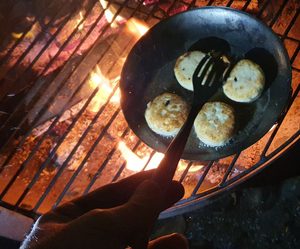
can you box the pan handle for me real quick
[152,103,201,188]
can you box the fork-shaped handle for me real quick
[152,103,204,188]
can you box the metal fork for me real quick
[152,52,227,187]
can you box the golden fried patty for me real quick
[194,102,235,146]
[145,93,189,136]
[174,51,207,91]
[223,59,265,103]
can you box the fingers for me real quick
[148,233,189,249]
[54,169,184,220]
[68,180,184,249]
[54,170,156,218]
[111,180,184,249]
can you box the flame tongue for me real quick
[118,141,164,172]
[126,18,149,38]
[76,11,84,30]
[88,66,121,112]
[118,141,148,171]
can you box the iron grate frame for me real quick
[0,0,298,220]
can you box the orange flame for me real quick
[88,66,120,112]
[118,141,148,171]
[76,12,84,31]
[118,141,202,173]
[118,141,165,172]
[126,18,149,38]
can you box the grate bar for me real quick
[256,0,272,19]
[0,201,38,220]
[142,150,158,172]
[179,162,193,183]
[266,129,300,159]
[268,0,289,28]
[290,43,300,64]
[81,126,130,194]
[219,152,241,186]
[226,0,235,7]
[0,4,131,191]
[261,83,300,157]
[241,0,253,11]
[292,67,300,72]
[191,160,214,196]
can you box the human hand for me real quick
[21,170,188,249]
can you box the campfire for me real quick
[0,0,299,220]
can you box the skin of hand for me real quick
[20,169,188,249]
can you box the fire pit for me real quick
[0,0,299,225]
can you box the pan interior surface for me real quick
[120,7,291,161]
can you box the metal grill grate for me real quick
[0,0,299,219]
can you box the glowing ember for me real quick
[88,66,120,112]
[126,18,149,38]
[76,12,84,31]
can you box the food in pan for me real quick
[223,59,265,103]
[194,101,235,146]
[174,51,230,91]
[174,51,208,91]
[145,92,189,136]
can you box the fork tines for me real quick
[193,53,225,88]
